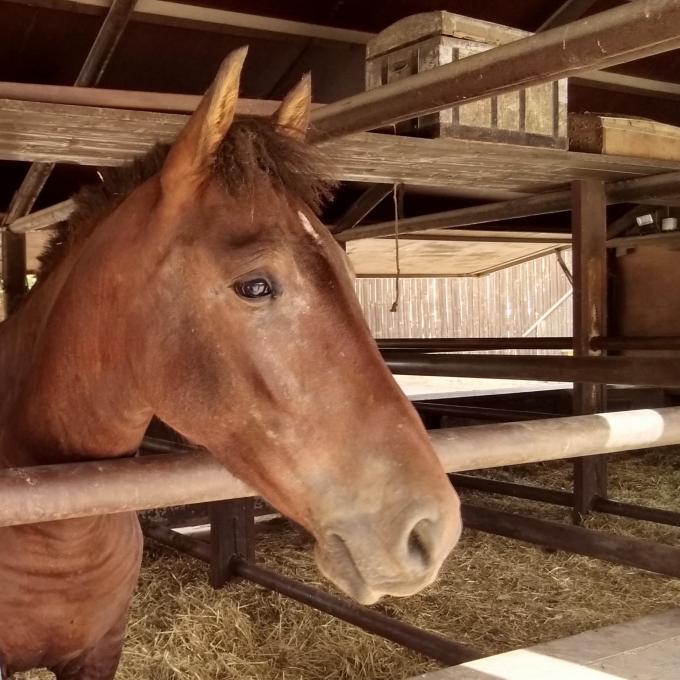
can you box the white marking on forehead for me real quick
[298,210,322,243]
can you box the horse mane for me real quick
[37,116,335,283]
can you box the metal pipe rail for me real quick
[382,351,680,387]
[377,336,680,352]
[2,407,680,528]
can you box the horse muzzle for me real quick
[313,497,461,604]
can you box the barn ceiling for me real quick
[0,0,678,276]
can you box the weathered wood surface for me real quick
[311,0,680,139]
[366,11,567,149]
[1,99,680,194]
[571,180,608,519]
[570,113,680,161]
[347,231,568,277]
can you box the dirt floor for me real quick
[17,450,680,680]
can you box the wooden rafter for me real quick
[337,172,680,242]
[332,185,392,233]
[537,0,600,32]
[1,0,136,314]
[1,0,372,44]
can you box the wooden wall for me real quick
[2,253,574,348]
[355,251,573,349]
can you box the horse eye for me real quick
[234,277,274,300]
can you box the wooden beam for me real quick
[309,0,680,139]
[573,71,680,102]
[394,230,571,244]
[332,184,392,233]
[607,205,652,239]
[571,180,608,521]
[1,97,679,198]
[607,231,680,249]
[12,0,679,104]
[339,172,680,242]
[2,0,372,44]
[0,81,286,114]
[537,0,599,32]
[1,0,136,312]
[9,199,76,234]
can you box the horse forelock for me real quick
[33,116,336,294]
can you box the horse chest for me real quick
[0,513,142,673]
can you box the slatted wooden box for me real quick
[366,12,568,149]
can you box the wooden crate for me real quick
[569,113,680,161]
[366,11,568,149]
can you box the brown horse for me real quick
[0,48,461,678]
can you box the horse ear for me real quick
[274,73,312,138]
[162,47,248,186]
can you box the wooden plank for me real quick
[571,180,608,520]
[570,113,680,161]
[0,81,284,114]
[1,99,680,198]
[10,199,76,234]
[2,0,373,44]
[607,231,680,249]
[347,236,567,277]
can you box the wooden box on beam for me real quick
[366,11,568,149]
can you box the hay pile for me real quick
[17,450,680,680]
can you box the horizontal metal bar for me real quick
[593,498,680,527]
[4,407,680,528]
[377,337,572,351]
[232,558,480,665]
[383,351,680,387]
[462,504,680,577]
[452,476,680,528]
[142,523,211,561]
[452,475,573,506]
[593,336,680,351]
[415,403,558,421]
[377,336,680,352]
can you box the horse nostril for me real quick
[407,518,434,569]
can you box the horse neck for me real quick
[1,193,157,468]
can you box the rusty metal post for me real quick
[571,179,608,522]
[209,498,255,588]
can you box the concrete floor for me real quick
[408,609,680,680]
